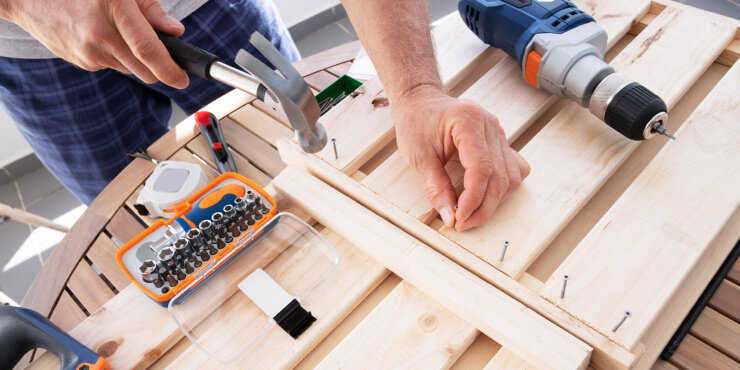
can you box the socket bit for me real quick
[193,259,202,268]
[187,228,205,251]
[174,238,191,258]
[237,217,248,232]
[139,260,157,283]
[208,243,218,256]
[223,204,237,226]
[199,219,215,241]
[158,266,169,281]
[167,274,178,288]
[216,238,226,249]
[153,277,164,288]
[211,211,225,228]
[157,246,177,273]
[234,197,249,218]
[161,287,169,294]
[199,249,210,261]
[245,190,258,211]
[228,223,240,237]
[184,261,195,273]
[245,213,255,226]
[176,269,186,280]
[259,204,269,216]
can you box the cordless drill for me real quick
[459,0,675,140]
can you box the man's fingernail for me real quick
[456,224,472,232]
[440,207,453,228]
[164,15,184,29]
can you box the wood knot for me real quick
[418,314,438,332]
[372,97,389,108]
[96,339,120,357]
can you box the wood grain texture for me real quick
[450,334,500,370]
[66,261,115,314]
[327,62,352,77]
[305,70,338,91]
[229,104,293,148]
[273,166,593,370]
[484,348,531,370]
[318,282,478,369]
[709,280,740,323]
[21,158,155,318]
[218,117,285,177]
[670,334,740,370]
[442,7,736,280]
[691,307,740,362]
[165,232,389,369]
[186,131,272,187]
[49,291,88,332]
[106,208,145,245]
[293,40,362,77]
[540,58,740,349]
[86,234,131,291]
[278,138,635,369]
[728,258,740,286]
[650,360,680,370]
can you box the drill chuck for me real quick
[589,73,671,140]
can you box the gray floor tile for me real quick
[6,154,43,181]
[16,166,64,206]
[0,181,22,209]
[336,17,357,38]
[0,220,32,270]
[25,187,83,230]
[295,21,358,58]
[0,252,42,303]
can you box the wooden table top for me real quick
[21,2,740,368]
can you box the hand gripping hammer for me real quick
[158,31,327,153]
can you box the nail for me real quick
[440,207,453,228]
[164,15,184,30]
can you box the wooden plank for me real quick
[670,334,740,370]
[277,137,636,369]
[164,232,389,369]
[651,360,680,370]
[106,207,145,245]
[66,261,115,314]
[484,348,531,370]
[450,334,500,370]
[229,104,294,148]
[318,281,478,369]
[312,14,495,176]
[293,40,362,76]
[327,62,352,77]
[186,132,272,187]
[219,117,285,178]
[86,234,131,291]
[729,258,740,286]
[443,7,736,280]
[540,58,740,349]
[691,307,740,362]
[305,70,338,92]
[627,203,740,369]
[709,280,740,323]
[362,0,653,240]
[296,274,402,369]
[49,291,88,332]
[21,158,156,318]
[273,166,593,370]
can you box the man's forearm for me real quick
[341,0,442,103]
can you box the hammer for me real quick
[157,31,327,153]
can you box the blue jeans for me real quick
[0,0,299,204]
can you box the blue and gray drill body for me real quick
[459,0,675,140]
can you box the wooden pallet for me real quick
[24,0,740,369]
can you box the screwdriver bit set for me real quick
[116,173,278,306]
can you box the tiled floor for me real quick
[1,0,739,304]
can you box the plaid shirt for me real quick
[0,0,299,204]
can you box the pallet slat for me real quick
[186,132,272,187]
[106,208,145,245]
[305,70,339,91]
[219,118,285,178]
[85,234,131,291]
[540,57,740,349]
[318,281,477,369]
[229,104,294,148]
[166,232,389,369]
[728,258,740,285]
[484,348,530,370]
[273,166,593,370]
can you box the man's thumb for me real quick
[416,158,458,228]
[139,0,185,36]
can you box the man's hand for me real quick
[394,85,530,231]
[1,0,189,88]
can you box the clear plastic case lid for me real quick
[168,212,340,363]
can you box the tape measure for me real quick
[135,161,209,219]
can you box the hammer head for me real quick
[235,33,327,153]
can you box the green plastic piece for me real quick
[315,75,363,116]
